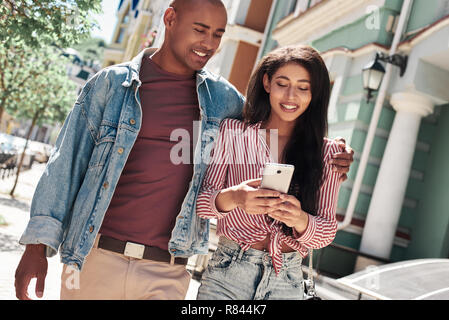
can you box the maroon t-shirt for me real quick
[99,56,200,250]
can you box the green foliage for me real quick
[72,37,106,66]
[1,0,102,196]
[0,42,75,126]
[0,214,7,225]
[0,0,102,48]
[4,45,76,126]
[0,0,102,126]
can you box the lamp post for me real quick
[362,52,408,103]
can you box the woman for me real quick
[195,45,342,300]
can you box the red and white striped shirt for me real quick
[196,118,342,274]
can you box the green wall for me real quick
[311,6,399,52]
[261,0,294,56]
[406,0,448,35]
[263,0,449,276]
[406,105,449,259]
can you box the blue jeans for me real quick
[196,237,305,300]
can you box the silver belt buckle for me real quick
[124,242,145,259]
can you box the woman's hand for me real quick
[267,194,309,235]
[215,178,284,214]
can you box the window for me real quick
[287,0,298,15]
[132,0,140,11]
[122,6,130,24]
[290,0,323,17]
[76,70,90,81]
[116,28,125,44]
[295,0,311,16]
[118,0,124,10]
[309,0,322,7]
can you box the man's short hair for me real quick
[169,0,224,9]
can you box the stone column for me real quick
[358,91,435,261]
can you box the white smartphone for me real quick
[260,163,295,194]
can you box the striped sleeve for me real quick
[196,119,233,219]
[293,139,342,249]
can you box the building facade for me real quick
[107,0,277,95]
[203,0,275,94]
[266,0,449,276]
[103,0,167,67]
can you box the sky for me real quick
[90,0,121,44]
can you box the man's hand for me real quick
[15,244,48,300]
[330,137,354,182]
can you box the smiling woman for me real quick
[195,45,342,300]
[262,63,312,124]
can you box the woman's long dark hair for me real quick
[243,45,330,218]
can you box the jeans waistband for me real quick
[217,236,302,268]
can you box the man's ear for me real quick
[164,7,177,29]
[262,73,271,94]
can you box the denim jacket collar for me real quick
[124,48,209,88]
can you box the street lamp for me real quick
[362,52,408,103]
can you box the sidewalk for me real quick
[0,163,200,300]
[0,163,56,300]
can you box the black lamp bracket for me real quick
[376,52,408,77]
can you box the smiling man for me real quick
[155,0,227,74]
[15,0,354,300]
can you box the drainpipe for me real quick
[338,0,414,230]
[255,0,279,63]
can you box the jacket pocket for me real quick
[88,122,117,169]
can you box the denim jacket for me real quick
[19,48,245,269]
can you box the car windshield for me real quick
[337,259,449,300]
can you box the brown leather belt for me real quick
[97,234,188,266]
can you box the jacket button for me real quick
[117,147,124,154]
[89,226,94,233]
[130,119,136,125]
[103,182,109,189]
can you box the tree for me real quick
[0,40,43,129]
[72,37,106,65]
[0,0,101,124]
[7,47,77,197]
[0,0,102,48]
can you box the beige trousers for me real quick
[60,235,191,300]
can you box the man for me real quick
[15,0,354,300]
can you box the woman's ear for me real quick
[262,73,271,94]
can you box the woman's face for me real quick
[263,62,312,125]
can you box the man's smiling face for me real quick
[166,0,227,73]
